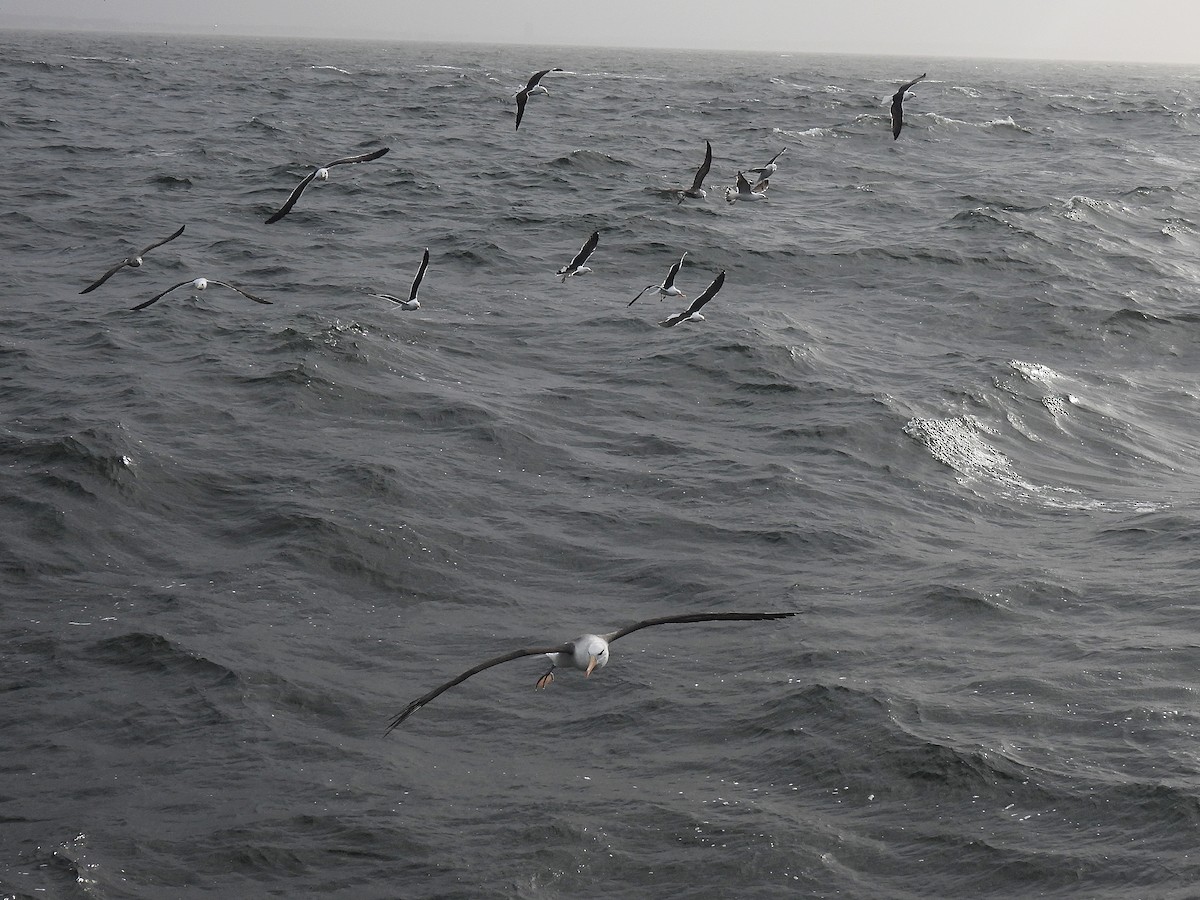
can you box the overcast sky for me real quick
[2,0,1199,64]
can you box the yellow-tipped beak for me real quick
[585,654,598,677]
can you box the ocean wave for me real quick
[902,414,1103,509]
[548,148,634,172]
[980,115,1033,133]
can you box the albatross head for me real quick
[192,278,209,291]
[574,634,610,677]
[315,167,331,181]
[536,634,610,689]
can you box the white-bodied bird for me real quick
[679,140,713,203]
[748,147,786,181]
[557,230,599,281]
[80,225,185,294]
[514,67,563,130]
[371,248,430,311]
[659,270,725,327]
[384,611,796,732]
[629,251,688,306]
[265,146,390,223]
[131,277,271,311]
[891,73,926,139]
[725,171,769,203]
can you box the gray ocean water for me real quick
[4,28,1200,898]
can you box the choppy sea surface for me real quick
[4,28,1200,899]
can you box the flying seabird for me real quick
[557,230,599,281]
[679,140,713,203]
[659,270,725,327]
[79,225,185,294]
[264,146,390,224]
[384,610,795,732]
[748,147,786,181]
[131,277,271,311]
[890,73,926,139]
[725,171,769,203]
[628,251,687,306]
[371,247,429,311]
[514,67,563,130]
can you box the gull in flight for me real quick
[748,147,786,181]
[628,251,687,306]
[557,230,599,281]
[725,171,769,203]
[131,277,271,311]
[384,611,796,732]
[659,270,725,327]
[514,67,563,130]
[79,225,185,294]
[678,140,713,203]
[891,73,926,139]
[264,147,390,224]
[371,248,429,311]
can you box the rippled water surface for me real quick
[3,29,1200,899]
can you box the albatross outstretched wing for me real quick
[265,147,390,223]
[385,643,573,733]
[80,225,186,294]
[602,610,795,643]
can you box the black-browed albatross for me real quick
[264,147,390,224]
[679,140,713,203]
[371,247,429,311]
[724,171,768,203]
[514,67,563,131]
[890,73,926,139]
[79,225,185,294]
[659,269,725,327]
[557,230,599,281]
[628,251,688,306]
[748,147,786,181]
[384,611,795,733]
[131,277,271,311]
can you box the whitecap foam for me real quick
[1009,359,1062,385]
[903,415,1096,510]
[776,126,833,139]
[981,116,1032,134]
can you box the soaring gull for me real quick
[748,147,786,181]
[557,230,599,281]
[264,147,390,224]
[679,140,713,203]
[131,277,271,311]
[384,611,795,732]
[371,248,429,311]
[725,171,769,203]
[659,269,725,327]
[514,67,563,131]
[628,251,687,306]
[890,73,926,139]
[79,225,185,294]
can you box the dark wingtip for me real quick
[384,704,418,736]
